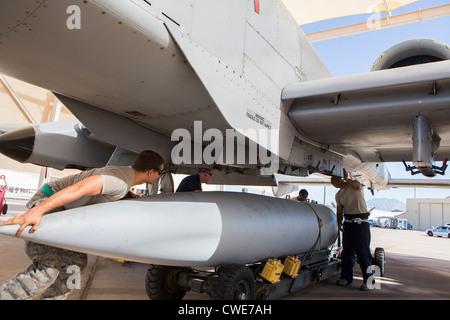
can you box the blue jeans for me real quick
[341,214,373,284]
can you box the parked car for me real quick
[426,225,450,238]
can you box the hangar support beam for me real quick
[0,75,36,124]
[306,4,450,42]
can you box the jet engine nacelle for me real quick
[0,121,115,170]
[372,39,450,177]
[371,39,450,71]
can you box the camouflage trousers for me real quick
[0,191,88,300]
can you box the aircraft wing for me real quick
[386,179,450,188]
[282,59,450,178]
[274,174,450,192]
[0,0,449,191]
[282,0,418,25]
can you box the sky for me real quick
[294,0,450,205]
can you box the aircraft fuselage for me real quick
[0,0,335,174]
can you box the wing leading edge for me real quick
[274,174,450,191]
[282,60,450,178]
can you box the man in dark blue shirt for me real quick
[176,169,213,192]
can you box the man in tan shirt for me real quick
[0,150,164,300]
[331,169,373,291]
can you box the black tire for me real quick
[427,231,433,236]
[209,264,255,300]
[2,203,7,215]
[373,247,385,277]
[145,264,186,300]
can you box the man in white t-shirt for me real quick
[331,169,373,291]
[0,150,164,300]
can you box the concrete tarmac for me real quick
[0,198,449,301]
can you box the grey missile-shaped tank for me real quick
[0,191,338,267]
[0,121,115,170]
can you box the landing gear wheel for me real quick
[373,247,385,277]
[209,264,255,300]
[145,264,186,300]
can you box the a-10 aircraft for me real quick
[0,0,449,300]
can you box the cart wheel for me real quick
[2,204,7,215]
[145,264,186,300]
[209,264,255,300]
[315,266,323,282]
[373,247,385,277]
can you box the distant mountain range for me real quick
[366,198,406,212]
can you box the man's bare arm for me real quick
[336,203,345,232]
[0,175,103,237]
[343,169,362,190]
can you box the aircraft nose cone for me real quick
[0,126,35,163]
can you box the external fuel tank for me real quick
[0,192,338,267]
